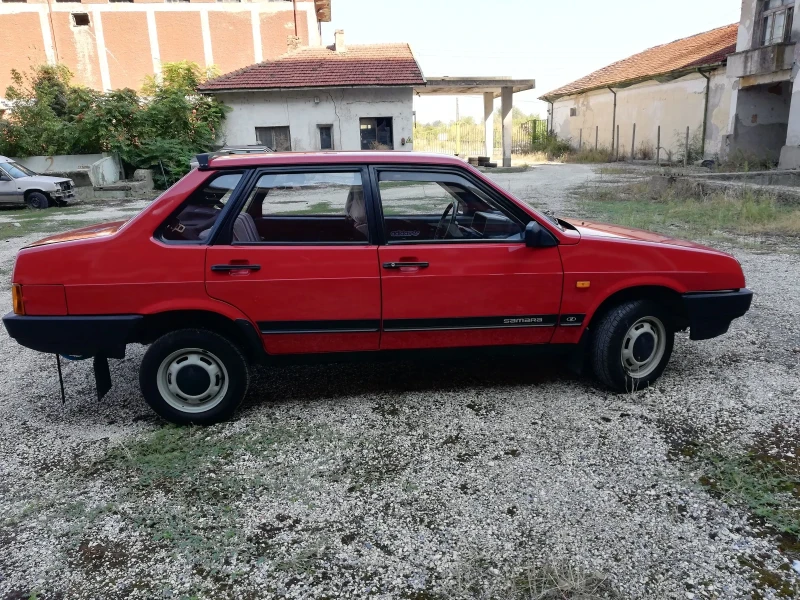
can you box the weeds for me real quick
[574,177,800,240]
[515,563,620,599]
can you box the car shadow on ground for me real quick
[243,352,586,407]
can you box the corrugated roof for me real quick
[540,24,738,100]
[198,43,425,92]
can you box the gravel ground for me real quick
[1,167,798,599]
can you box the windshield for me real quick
[0,161,36,179]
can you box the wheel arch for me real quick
[586,285,688,331]
[131,310,265,363]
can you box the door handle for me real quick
[211,264,261,272]
[382,262,429,269]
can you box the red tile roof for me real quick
[198,43,425,92]
[540,24,738,100]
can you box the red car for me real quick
[3,152,751,424]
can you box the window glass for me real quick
[319,125,333,150]
[255,126,291,151]
[378,172,524,243]
[159,172,243,242]
[234,171,367,244]
[360,117,393,150]
[0,161,35,178]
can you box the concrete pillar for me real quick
[501,86,512,168]
[483,92,494,158]
[779,77,800,168]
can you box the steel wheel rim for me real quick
[620,316,666,379]
[156,348,229,413]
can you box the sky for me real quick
[321,0,742,124]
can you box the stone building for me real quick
[540,25,738,161]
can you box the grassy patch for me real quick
[515,563,620,599]
[573,178,800,241]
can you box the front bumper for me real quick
[682,288,753,340]
[2,313,142,358]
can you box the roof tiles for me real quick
[198,44,425,92]
[541,24,738,100]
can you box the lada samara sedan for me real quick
[3,152,752,424]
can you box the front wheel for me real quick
[590,300,674,392]
[26,192,50,210]
[139,329,249,425]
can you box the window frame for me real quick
[359,117,394,150]
[370,165,533,246]
[318,124,334,150]
[155,169,251,246]
[759,0,795,46]
[255,126,292,152]
[210,165,380,247]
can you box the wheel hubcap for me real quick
[620,317,667,379]
[156,348,229,413]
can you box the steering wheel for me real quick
[433,201,458,240]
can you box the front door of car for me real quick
[0,167,21,204]
[374,169,563,350]
[205,167,382,355]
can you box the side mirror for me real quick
[525,220,558,248]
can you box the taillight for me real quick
[12,284,24,315]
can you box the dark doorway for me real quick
[318,125,333,150]
[360,117,393,150]
[255,126,292,152]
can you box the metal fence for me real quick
[413,120,549,156]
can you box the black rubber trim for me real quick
[258,319,381,334]
[682,288,753,340]
[234,319,268,362]
[383,315,558,332]
[2,313,142,358]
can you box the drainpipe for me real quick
[608,87,617,153]
[292,0,298,36]
[545,100,554,135]
[699,70,711,159]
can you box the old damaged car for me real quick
[0,156,76,209]
[3,152,752,424]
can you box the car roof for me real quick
[207,151,468,169]
[0,156,11,162]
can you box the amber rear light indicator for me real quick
[12,284,24,315]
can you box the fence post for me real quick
[616,125,620,161]
[630,123,636,163]
[684,126,689,167]
[656,126,661,166]
[595,126,598,151]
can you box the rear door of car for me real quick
[372,166,564,350]
[205,165,382,355]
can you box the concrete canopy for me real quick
[414,77,535,98]
[414,77,536,167]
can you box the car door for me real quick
[205,167,382,355]
[373,168,563,350]
[0,166,22,204]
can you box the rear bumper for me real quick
[2,313,142,358]
[682,288,753,341]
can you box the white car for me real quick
[0,156,76,209]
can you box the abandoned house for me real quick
[729,0,800,168]
[0,0,332,96]
[198,31,425,152]
[540,24,738,161]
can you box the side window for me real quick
[232,171,367,244]
[378,171,525,243]
[159,172,243,242]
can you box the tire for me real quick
[139,329,249,425]
[26,192,50,210]
[590,299,674,392]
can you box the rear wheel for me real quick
[590,299,674,392]
[26,192,50,210]
[139,329,249,425]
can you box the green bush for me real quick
[0,62,228,188]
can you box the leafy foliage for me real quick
[0,62,227,187]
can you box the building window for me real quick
[761,0,794,46]
[360,117,393,150]
[255,126,292,152]
[569,108,578,117]
[318,125,333,150]
[108,0,134,3]
[72,13,90,27]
